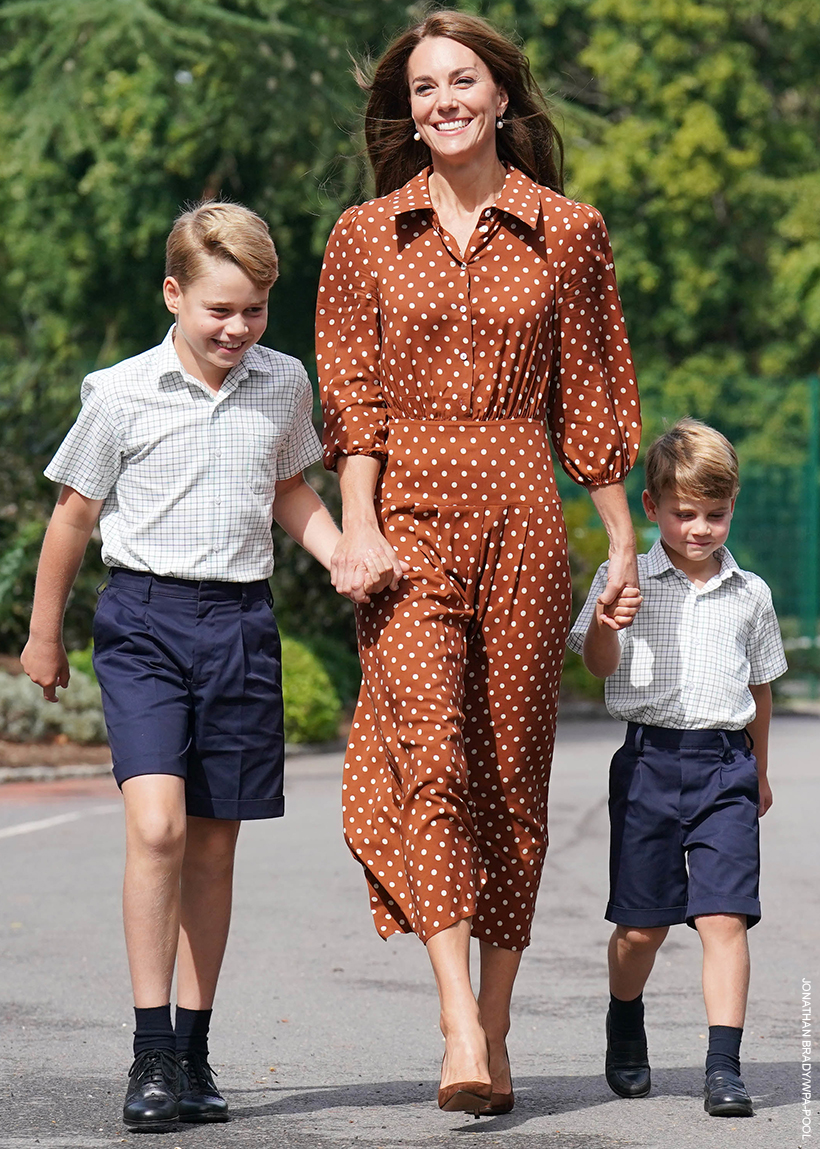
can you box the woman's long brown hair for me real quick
[360,10,564,198]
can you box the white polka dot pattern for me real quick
[344,419,570,950]
[316,165,640,482]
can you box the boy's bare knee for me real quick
[128,808,187,859]
[183,818,240,876]
[616,925,669,951]
[694,912,747,941]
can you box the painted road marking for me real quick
[0,804,120,840]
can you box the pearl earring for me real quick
[496,117,504,129]
[413,127,421,141]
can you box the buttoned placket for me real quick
[428,207,501,415]
[185,372,241,575]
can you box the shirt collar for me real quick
[644,537,747,586]
[156,323,265,392]
[391,164,543,231]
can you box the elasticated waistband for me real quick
[380,418,558,509]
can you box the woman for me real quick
[316,10,640,1116]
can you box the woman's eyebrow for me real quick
[411,67,479,83]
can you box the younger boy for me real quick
[567,418,787,1117]
[21,202,380,1132]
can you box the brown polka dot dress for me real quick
[316,165,640,950]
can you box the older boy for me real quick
[21,202,383,1132]
[567,418,787,1117]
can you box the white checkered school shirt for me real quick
[567,539,788,729]
[45,326,323,581]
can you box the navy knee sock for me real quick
[133,1004,175,1057]
[706,1025,742,1076]
[608,992,645,1044]
[175,1006,212,1058]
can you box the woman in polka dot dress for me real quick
[316,10,641,1116]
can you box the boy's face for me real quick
[642,488,735,574]
[163,254,269,389]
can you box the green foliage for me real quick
[2,0,818,696]
[67,642,96,683]
[280,633,342,744]
[0,667,106,743]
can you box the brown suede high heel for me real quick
[480,1044,515,1116]
[437,1048,492,1117]
[438,1079,493,1116]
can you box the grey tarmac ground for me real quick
[1,714,817,1149]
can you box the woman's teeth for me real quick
[435,119,470,132]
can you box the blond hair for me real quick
[165,201,278,290]
[644,418,740,502]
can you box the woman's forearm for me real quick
[337,454,383,529]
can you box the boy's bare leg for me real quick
[477,941,521,1095]
[122,775,188,1007]
[695,913,749,1026]
[608,925,669,998]
[177,816,241,1009]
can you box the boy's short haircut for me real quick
[644,417,740,502]
[166,201,279,290]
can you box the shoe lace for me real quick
[129,1048,178,1085]
[179,1051,218,1090]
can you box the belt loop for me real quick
[744,728,755,752]
[718,730,732,762]
[629,723,644,752]
[141,576,152,604]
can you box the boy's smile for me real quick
[642,489,735,585]
[163,254,269,391]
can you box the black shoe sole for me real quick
[179,1112,231,1123]
[705,1101,754,1117]
[124,1119,179,1133]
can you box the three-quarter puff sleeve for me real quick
[547,207,640,486]
[316,205,386,471]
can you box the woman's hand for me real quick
[330,525,408,604]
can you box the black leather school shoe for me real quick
[605,1009,651,1098]
[177,1051,230,1122]
[703,1069,754,1117]
[123,1048,179,1132]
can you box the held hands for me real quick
[596,549,642,631]
[595,585,642,631]
[330,525,409,604]
[20,638,70,702]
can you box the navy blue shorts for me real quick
[607,723,761,930]
[92,568,285,821]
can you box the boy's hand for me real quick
[595,585,642,631]
[20,638,70,702]
[758,775,773,817]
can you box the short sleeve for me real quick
[275,366,323,480]
[44,379,122,498]
[747,584,789,685]
[548,207,641,486]
[316,205,386,471]
[566,561,610,654]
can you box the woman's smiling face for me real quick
[407,36,507,167]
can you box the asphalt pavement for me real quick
[1,714,816,1149]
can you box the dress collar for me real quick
[390,164,543,230]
